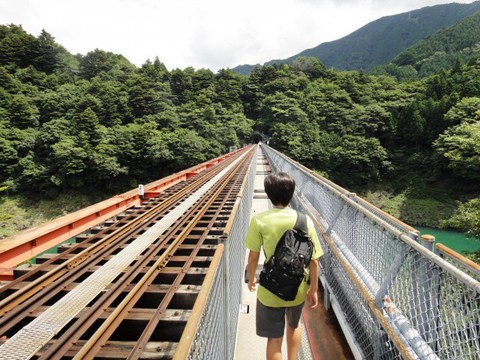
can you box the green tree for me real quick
[49,137,88,187]
[433,121,480,180]
[89,138,128,183]
[0,66,21,92]
[128,76,175,120]
[76,107,101,146]
[8,95,40,129]
[139,57,169,82]
[396,103,426,148]
[291,57,327,79]
[79,49,133,79]
[303,79,353,131]
[330,135,391,186]
[164,128,217,169]
[34,29,59,73]
[444,97,480,126]
[0,24,37,68]
[87,78,125,126]
[15,65,47,87]
[214,69,244,111]
[111,123,172,183]
[14,151,48,191]
[441,198,480,238]
[0,127,18,183]
[170,68,194,104]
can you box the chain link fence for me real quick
[263,144,480,360]
[180,146,257,359]
[184,250,227,360]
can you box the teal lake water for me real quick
[416,226,480,255]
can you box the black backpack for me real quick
[259,211,314,301]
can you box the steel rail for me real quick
[37,199,207,359]
[72,149,252,359]
[126,152,252,359]
[0,149,250,356]
[0,198,160,295]
[37,151,252,360]
[173,147,256,359]
[0,177,197,295]
[0,183,209,331]
[0,150,243,320]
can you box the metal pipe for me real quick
[436,243,480,277]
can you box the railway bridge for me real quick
[0,144,478,359]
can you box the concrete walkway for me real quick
[234,150,270,360]
[234,150,312,360]
[234,148,355,360]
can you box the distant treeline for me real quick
[1,24,479,237]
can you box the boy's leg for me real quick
[256,300,286,359]
[267,337,283,360]
[286,323,302,360]
[285,302,304,360]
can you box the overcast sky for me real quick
[0,0,476,71]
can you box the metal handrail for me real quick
[262,142,480,360]
[436,243,480,278]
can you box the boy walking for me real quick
[246,172,323,360]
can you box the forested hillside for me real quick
[233,1,480,74]
[0,25,252,197]
[374,11,480,79]
[1,24,480,242]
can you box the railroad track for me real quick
[0,146,255,359]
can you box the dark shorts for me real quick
[256,299,304,338]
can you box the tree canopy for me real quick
[1,25,480,244]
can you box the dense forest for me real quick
[233,1,480,74]
[374,11,480,80]
[1,25,479,254]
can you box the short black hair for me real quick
[264,172,295,206]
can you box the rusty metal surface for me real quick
[302,286,355,360]
[0,148,248,276]
[0,146,255,359]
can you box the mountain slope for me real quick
[232,1,480,74]
[389,11,480,76]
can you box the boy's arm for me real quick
[247,250,260,292]
[307,258,319,308]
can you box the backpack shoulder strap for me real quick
[293,211,308,236]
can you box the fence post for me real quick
[220,234,230,359]
[421,234,440,352]
[410,233,437,348]
[420,234,435,253]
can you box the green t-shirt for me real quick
[245,208,324,307]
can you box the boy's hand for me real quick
[307,287,318,309]
[248,277,257,292]
[247,251,260,292]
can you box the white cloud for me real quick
[0,0,476,71]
